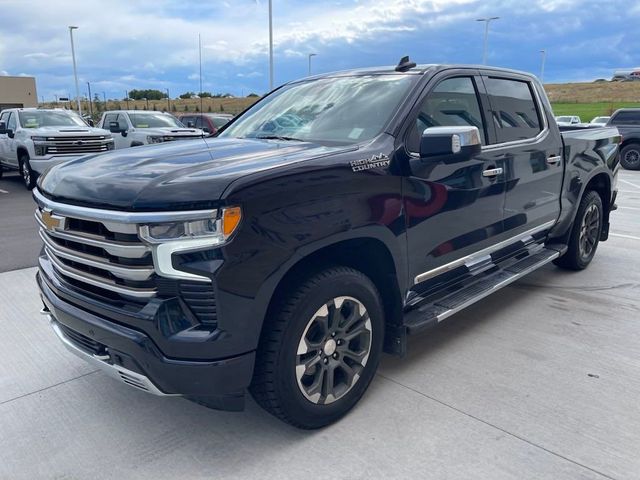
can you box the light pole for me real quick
[87,81,93,117]
[68,26,81,114]
[166,88,170,111]
[476,17,499,65]
[125,91,129,109]
[268,0,273,91]
[308,53,317,76]
[540,49,547,83]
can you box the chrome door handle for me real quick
[482,167,503,177]
[547,155,562,165]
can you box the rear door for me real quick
[480,73,563,237]
[401,71,508,286]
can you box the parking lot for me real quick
[1,169,639,480]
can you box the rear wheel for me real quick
[554,190,603,270]
[19,153,36,190]
[250,266,384,429]
[620,144,640,170]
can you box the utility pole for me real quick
[125,91,129,109]
[268,0,274,91]
[198,34,203,115]
[476,17,499,65]
[308,53,317,76]
[166,88,170,111]
[68,26,81,114]
[540,49,547,83]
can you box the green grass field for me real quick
[551,102,640,122]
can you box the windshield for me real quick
[18,110,87,128]
[220,74,416,145]
[556,116,572,122]
[128,113,184,128]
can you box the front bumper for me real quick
[38,271,255,410]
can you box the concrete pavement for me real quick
[1,170,639,479]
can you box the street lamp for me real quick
[308,53,317,76]
[540,49,547,83]
[68,26,81,114]
[268,0,273,91]
[166,88,170,111]
[476,17,499,65]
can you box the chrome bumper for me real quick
[41,308,178,397]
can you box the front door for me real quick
[401,73,507,288]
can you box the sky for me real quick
[1,0,639,101]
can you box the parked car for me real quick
[98,110,204,149]
[555,115,581,126]
[606,108,640,169]
[35,60,620,429]
[0,108,113,189]
[177,113,233,136]
[590,116,610,127]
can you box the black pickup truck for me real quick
[606,108,640,170]
[35,60,620,429]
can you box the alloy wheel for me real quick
[295,296,372,405]
[579,203,600,259]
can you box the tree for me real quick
[152,103,157,111]
[195,105,200,112]
[128,89,166,100]
[199,91,212,98]
[220,103,225,112]
[179,92,196,99]
[171,104,177,112]
[247,93,259,97]
[207,105,212,113]
[183,104,189,112]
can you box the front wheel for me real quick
[19,154,37,190]
[250,266,384,429]
[620,144,640,170]
[554,190,603,270]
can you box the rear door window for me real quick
[484,77,543,143]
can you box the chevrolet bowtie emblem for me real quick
[41,209,62,231]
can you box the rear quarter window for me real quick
[485,77,543,143]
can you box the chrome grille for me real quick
[36,208,156,300]
[35,135,114,155]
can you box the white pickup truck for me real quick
[0,108,114,189]
[98,110,204,149]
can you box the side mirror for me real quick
[108,121,120,133]
[202,127,210,134]
[419,126,482,163]
[87,119,95,127]
[187,121,195,128]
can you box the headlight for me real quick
[147,135,164,144]
[138,207,242,282]
[139,206,242,244]
[31,136,47,142]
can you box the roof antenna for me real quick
[395,55,416,72]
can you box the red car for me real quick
[178,113,233,136]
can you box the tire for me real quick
[19,154,36,190]
[554,190,603,270]
[620,144,640,170]
[250,266,384,429]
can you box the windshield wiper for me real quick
[252,135,306,142]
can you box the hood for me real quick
[20,126,111,136]
[39,137,345,210]
[139,127,204,136]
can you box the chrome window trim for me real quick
[34,188,217,224]
[413,220,556,284]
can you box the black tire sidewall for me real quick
[273,269,384,428]
[620,144,640,170]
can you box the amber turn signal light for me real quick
[222,206,242,237]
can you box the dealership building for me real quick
[0,76,38,110]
